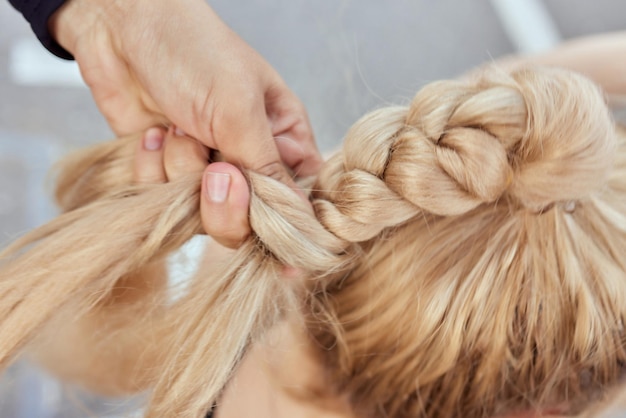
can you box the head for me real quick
[0,66,624,418]
[306,67,625,417]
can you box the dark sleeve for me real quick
[8,0,73,59]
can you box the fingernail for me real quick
[206,172,231,203]
[174,126,186,137]
[143,128,164,151]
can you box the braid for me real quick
[308,67,623,417]
[313,67,614,242]
[0,66,622,418]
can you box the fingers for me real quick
[163,128,252,248]
[201,162,251,248]
[134,126,210,184]
[266,86,323,177]
[163,127,210,179]
[134,127,167,184]
[134,126,252,248]
[104,98,169,137]
[210,89,300,192]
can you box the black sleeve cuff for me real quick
[8,0,74,60]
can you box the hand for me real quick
[50,0,322,244]
[135,126,253,248]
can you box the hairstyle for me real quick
[0,66,625,418]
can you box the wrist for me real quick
[49,0,124,56]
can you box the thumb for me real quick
[200,162,251,249]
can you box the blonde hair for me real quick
[1,66,625,417]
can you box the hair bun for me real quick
[386,67,615,214]
[507,68,615,211]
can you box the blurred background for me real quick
[0,0,625,416]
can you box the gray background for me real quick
[0,0,624,416]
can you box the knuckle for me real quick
[217,232,250,249]
[212,92,263,134]
[206,223,249,247]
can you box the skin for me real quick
[49,0,323,248]
[32,29,626,417]
[130,33,626,417]
[48,0,626,250]
[495,31,626,96]
[134,127,356,417]
[133,114,560,418]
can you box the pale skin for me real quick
[493,31,626,97]
[29,126,559,418]
[49,0,626,248]
[31,32,626,417]
[133,128,356,418]
[50,0,323,248]
[29,127,353,416]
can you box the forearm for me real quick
[48,0,125,56]
[492,32,626,97]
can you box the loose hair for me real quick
[1,67,625,417]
